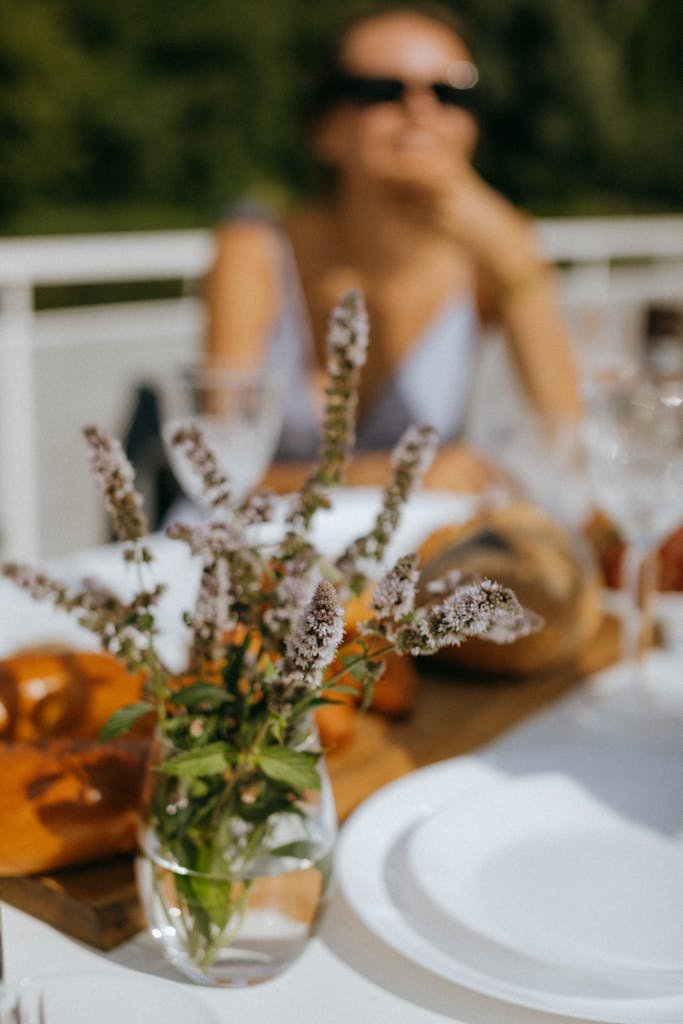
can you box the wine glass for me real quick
[160,366,284,510]
[488,414,592,530]
[583,375,683,725]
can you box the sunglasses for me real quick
[331,73,480,113]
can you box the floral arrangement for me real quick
[3,290,539,975]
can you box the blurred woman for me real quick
[205,4,581,492]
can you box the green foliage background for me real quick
[1,0,680,235]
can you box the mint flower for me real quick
[393,578,529,656]
[190,558,233,665]
[289,290,369,529]
[170,424,232,510]
[370,554,419,627]
[326,286,369,373]
[83,425,149,543]
[282,580,344,689]
[336,424,438,593]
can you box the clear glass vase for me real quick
[136,734,337,987]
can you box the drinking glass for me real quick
[160,366,284,509]
[489,415,592,529]
[583,376,683,724]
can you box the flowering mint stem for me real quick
[170,423,233,510]
[83,425,149,544]
[289,290,369,530]
[336,424,438,594]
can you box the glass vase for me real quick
[136,733,337,987]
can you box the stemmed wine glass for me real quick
[159,366,284,511]
[583,375,683,725]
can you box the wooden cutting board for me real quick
[0,615,619,950]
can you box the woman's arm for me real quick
[460,187,581,418]
[444,169,581,420]
[492,259,582,420]
[205,219,281,369]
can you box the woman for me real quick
[205,5,581,492]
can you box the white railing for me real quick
[0,217,681,560]
[0,232,213,561]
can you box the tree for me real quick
[0,0,679,234]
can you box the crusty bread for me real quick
[0,737,148,875]
[418,501,603,674]
[0,649,149,875]
[0,649,145,743]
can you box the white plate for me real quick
[337,758,683,1023]
[1,970,216,1024]
[407,773,683,976]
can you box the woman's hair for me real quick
[305,3,474,126]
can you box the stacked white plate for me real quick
[337,758,683,1023]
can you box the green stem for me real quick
[323,642,396,686]
[131,540,167,726]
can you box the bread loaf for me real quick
[0,649,149,875]
[0,737,149,875]
[419,502,602,674]
[0,649,145,743]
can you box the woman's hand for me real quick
[383,157,543,287]
[381,158,582,422]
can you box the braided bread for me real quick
[0,650,149,875]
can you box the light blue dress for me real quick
[231,207,480,462]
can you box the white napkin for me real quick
[0,535,197,672]
[1,489,475,667]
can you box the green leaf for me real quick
[359,659,385,712]
[339,653,369,683]
[223,634,251,688]
[324,683,358,695]
[269,717,286,743]
[158,741,234,778]
[316,850,334,891]
[186,874,234,931]
[175,870,234,935]
[163,714,190,734]
[188,779,210,798]
[99,702,153,740]
[269,840,316,861]
[261,660,277,682]
[170,683,233,709]
[257,748,321,792]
